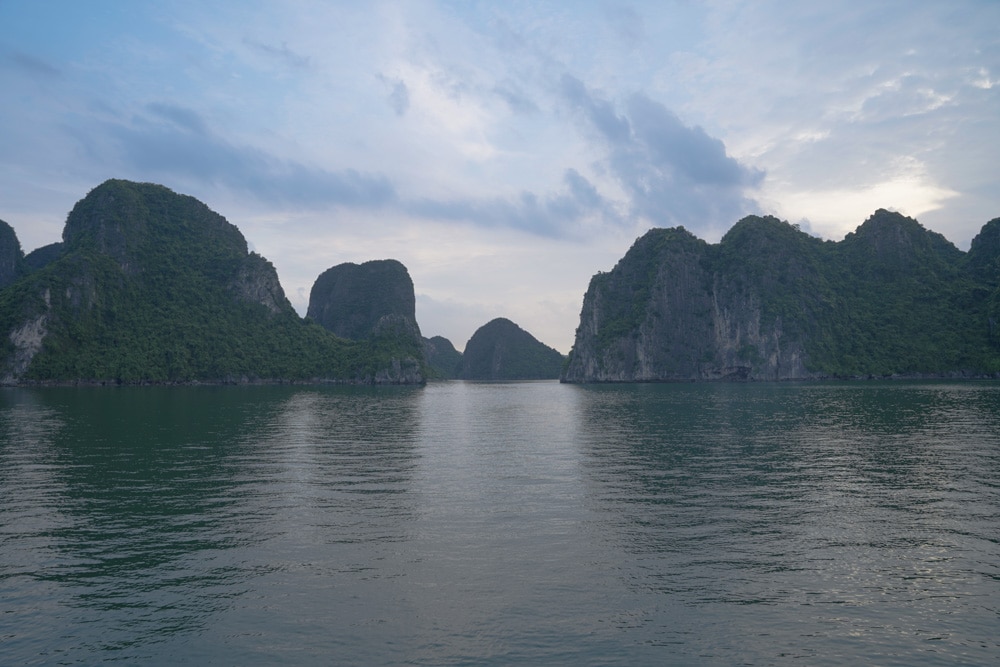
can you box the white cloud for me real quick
[2,0,999,353]
[766,157,960,240]
[970,67,996,90]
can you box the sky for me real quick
[1,1,998,353]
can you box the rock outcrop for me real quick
[0,220,24,289]
[423,335,463,379]
[563,211,1000,382]
[459,317,564,381]
[0,179,423,385]
[24,242,63,271]
[306,258,425,381]
[967,218,1000,347]
[307,259,417,340]
[229,252,295,315]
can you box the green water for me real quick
[2,381,998,665]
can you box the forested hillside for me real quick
[563,210,1000,382]
[0,180,424,384]
[460,318,565,381]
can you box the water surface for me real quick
[1,381,998,665]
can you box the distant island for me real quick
[0,180,425,385]
[563,211,1000,382]
[458,318,565,381]
[2,180,997,385]
[423,335,463,379]
[0,179,565,386]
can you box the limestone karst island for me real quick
[1,179,998,385]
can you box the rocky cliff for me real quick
[459,317,564,381]
[307,258,425,381]
[563,211,1000,382]
[0,179,424,384]
[966,218,1000,346]
[423,335,463,379]
[0,220,24,289]
[24,242,63,272]
[308,259,417,337]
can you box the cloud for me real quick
[770,156,960,241]
[559,74,631,143]
[74,108,397,209]
[563,168,603,209]
[602,4,644,45]
[243,39,311,69]
[2,49,62,79]
[388,79,410,116]
[67,101,615,237]
[405,167,616,238]
[493,80,538,114]
[626,94,761,188]
[559,74,763,230]
[146,103,208,135]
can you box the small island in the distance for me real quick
[0,179,997,385]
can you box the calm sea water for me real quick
[1,380,998,666]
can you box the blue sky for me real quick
[2,0,998,352]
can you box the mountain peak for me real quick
[459,318,564,380]
[307,258,419,341]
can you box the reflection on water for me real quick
[0,386,424,663]
[1,381,998,665]
[573,382,1000,664]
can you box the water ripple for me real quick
[1,381,998,665]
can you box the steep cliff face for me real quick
[307,259,418,339]
[0,220,24,289]
[423,335,463,379]
[967,218,1000,284]
[564,221,814,382]
[459,317,564,381]
[566,227,713,381]
[306,258,426,381]
[965,218,1000,346]
[229,252,295,315]
[564,211,1000,382]
[0,179,423,384]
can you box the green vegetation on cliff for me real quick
[0,180,424,384]
[0,219,25,289]
[564,210,1000,382]
[460,317,564,381]
[305,257,427,381]
[423,335,463,379]
[307,259,419,340]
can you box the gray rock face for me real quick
[307,259,418,340]
[306,258,426,383]
[368,355,425,385]
[562,224,813,382]
[562,218,836,382]
[562,212,984,382]
[4,297,48,383]
[229,252,295,315]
